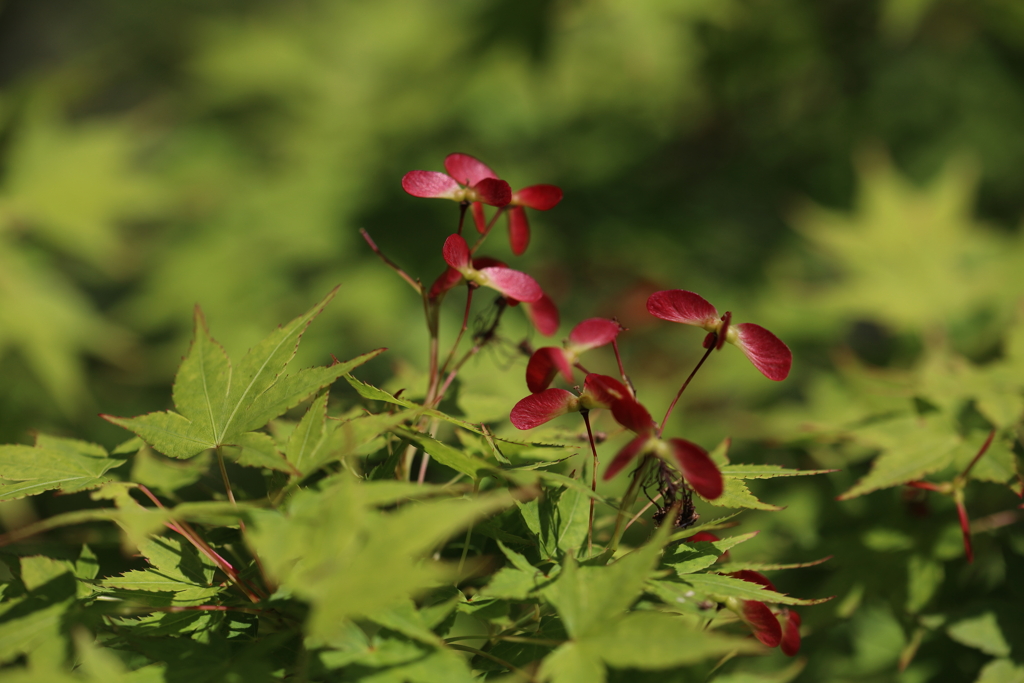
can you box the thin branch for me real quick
[605,455,655,556]
[626,495,660,532]
[971,509,1021,534]
[360,228,422,293]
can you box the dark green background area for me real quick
[1,1,1022,681]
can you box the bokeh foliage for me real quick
[1,0,1023,681]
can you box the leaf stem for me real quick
[626,495,659,532]
[215,446,237,506]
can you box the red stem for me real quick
[135,485,264,602]
[960,429,996,480]
[611,339,632,397]
[906,481,944,492]
[955,495,973,563]
[658,340,716,438]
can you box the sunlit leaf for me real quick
[700,478,784,511]
[838,415,964,499]
[104,290,383,459]
[246,477,513,643]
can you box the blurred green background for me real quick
[2,0,1023,437]
[1,0,1023,680]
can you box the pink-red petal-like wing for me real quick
[444,153,497,186]
[603,433,650,480]
[647,290,719,327]
[780,610,801,656]
[513,184,563,211]
[569,318,622,351]
[582,373,631,406]
[480,267,542,302]
[442,234,472,270]
[669,438,723,500]
[510,389,578,430]
[472,256,507,269]
[402,171,461,199]
[527,347,573,393]
[611,397,656,434]
[582,374,655,433]
[472,177,512,207]
[741,600,782,648]
[525,294,560,336]
[508,206,530,255]
[428,267,463,300]
[471,201,488,234]
[734,323,792,381]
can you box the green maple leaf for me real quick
[99,536,221,606]
[103,288,384,459]
[246,476,514,645]
[697,442,835,511]
[837,413,972,499]
[538,529,760,683]
[790,150,1024,331]
[0,435,125,502]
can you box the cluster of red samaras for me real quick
[403,154,563,335]
[403,153,563,256]
[405,154,798,654]
[510,290,792,499]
